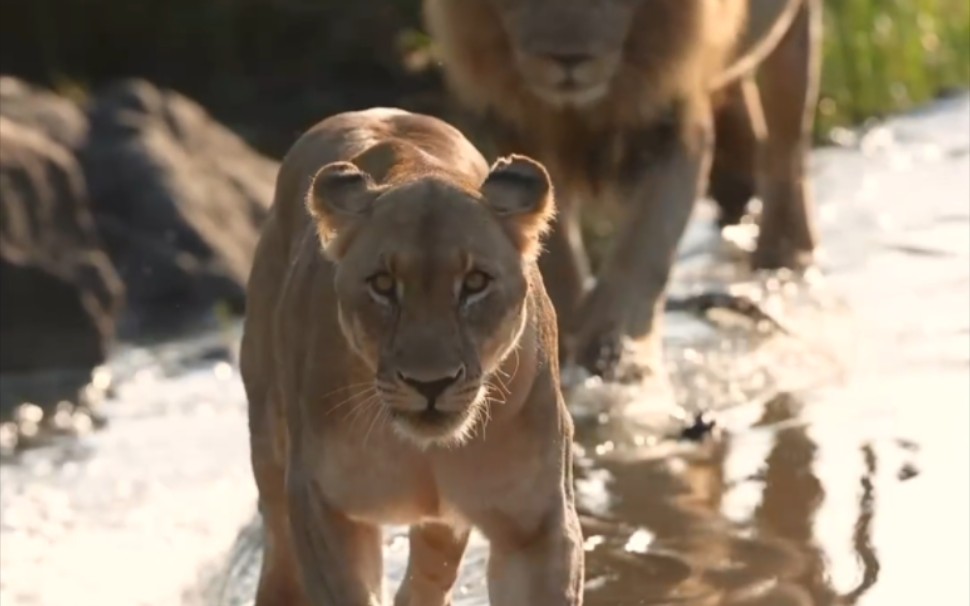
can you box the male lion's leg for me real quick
[483,120,590,362]
[287,468,385,605]
[394,522,471,606]
[751,0,822,269]
[709,83,758,228]
[573,107,715,379]
[537,190,591,359]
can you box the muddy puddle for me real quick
[1,95,968,606]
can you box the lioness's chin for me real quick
[390,400,485,450]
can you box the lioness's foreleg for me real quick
[286,466,385,605]
[572,106,714,378]
[394,522,471,606]
[254,470,311,606]
[486,500,584,606]
[751,0,822,269]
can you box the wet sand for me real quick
[1,94,967,606]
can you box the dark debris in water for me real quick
[678,412,718,442]
[666,291,791,336]
[897,463,920,482]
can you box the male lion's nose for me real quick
[398,366,465,406]
[544,52,594,72]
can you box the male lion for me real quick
[424,0,822,377]
[241,108,584,606]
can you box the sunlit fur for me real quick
[303,117,554,449]
[241,108,582,606]
[424,0,821,378]
[425,0,746,140]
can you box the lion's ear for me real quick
[480,154,556,260]
[306,161,381,259]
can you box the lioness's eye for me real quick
[368,273,397,300]
[461,270,491,299]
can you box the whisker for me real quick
[486,377,509,404]
[495,345,520,381]
[362,402,385,448]
[348,393,381,429]
[507,347,521,380]
[495,374,511,396]
[317,380,376,401]
[476,386,496,442]
[482,388,494,422]
[326,386,378,416]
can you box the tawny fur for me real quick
[426,1,743,177]
[424,0,821,377]
[242,108,584,606]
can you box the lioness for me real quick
[424,0,822,377]
[241,108,584,606]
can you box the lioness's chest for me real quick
[312,431,441,526]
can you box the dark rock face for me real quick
[0,117,124,374]
[81,79,278,330]
[0,76,280,340]
[0,1,429,158]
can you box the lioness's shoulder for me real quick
[284,108,488,184]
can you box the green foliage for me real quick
[819,0,970,134]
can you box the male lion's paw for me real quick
[572,292,648,384]
[751,233,816,272]
[575,329,624,381]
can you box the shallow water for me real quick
[1,95,968,606]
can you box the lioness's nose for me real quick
[545,52,594,71]
[398,366,465,405]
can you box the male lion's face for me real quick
[490,0,639,107]
[307,153,555,448]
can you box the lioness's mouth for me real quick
[389,405,481,447]
[391,408,460,427]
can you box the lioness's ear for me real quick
[306,161,381,259]
[480,154,556,260]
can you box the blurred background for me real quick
[3,0,968,153]
[0,1,968,605]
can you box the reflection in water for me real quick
[845,445,879,604]
[753,400,832,606]
[576,391,892,606]
[577,396,808,605]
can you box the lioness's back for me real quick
[269,108,489,242]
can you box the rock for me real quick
[0,117,124,377]
[82,79,278,331]
[0,76,89,151]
